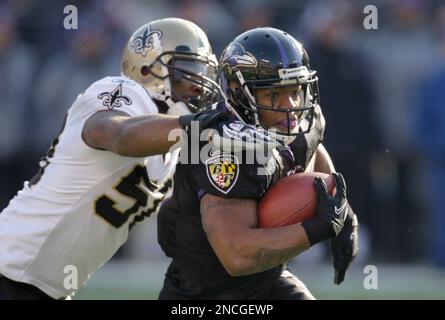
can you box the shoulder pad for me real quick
[192,149,273,199]
[82,76,157,116]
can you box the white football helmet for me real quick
[121,18,220,112]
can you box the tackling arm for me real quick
[82,110,181,157]
[200,193,310,277]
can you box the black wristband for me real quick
[301,219,335,246]
[179,110,228,131]
[178,114,197,128]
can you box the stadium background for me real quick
[1,0,444,299]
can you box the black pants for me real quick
[266,269,315,300]
[159,268,315,300]
[0,274,53,300]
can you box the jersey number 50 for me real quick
[95,165,161,228]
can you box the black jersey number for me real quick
[95,165,158,228]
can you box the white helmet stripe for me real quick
[235,70,261,126]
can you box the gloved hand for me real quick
[178,109,227,132]
[301,172,348,246]
[176,110,228,159]
[329,205,359,285]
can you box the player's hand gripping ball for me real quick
[258,172,336,228]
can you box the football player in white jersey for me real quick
[0,18,220,299]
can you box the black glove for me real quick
[329,204,359,285]
[178,109,227,132]
[301,172,348,246]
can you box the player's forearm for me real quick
[227,224,310,276]
[112,115,182,157]
[202,194,311,277]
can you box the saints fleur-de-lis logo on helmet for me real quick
[97,84,132,110]
[130,27,163,57]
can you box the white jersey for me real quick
[0,76,178,299]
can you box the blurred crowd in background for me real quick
[1,0,444,268]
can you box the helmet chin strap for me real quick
[266,130,296,145]
[166,100,190,116]
[148,90,190,116]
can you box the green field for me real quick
[74,260,445,300]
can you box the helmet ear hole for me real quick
[233,86,243,99]
[140,66,150,76]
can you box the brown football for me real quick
[258,172,336,228]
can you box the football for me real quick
[258,172,336,228]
